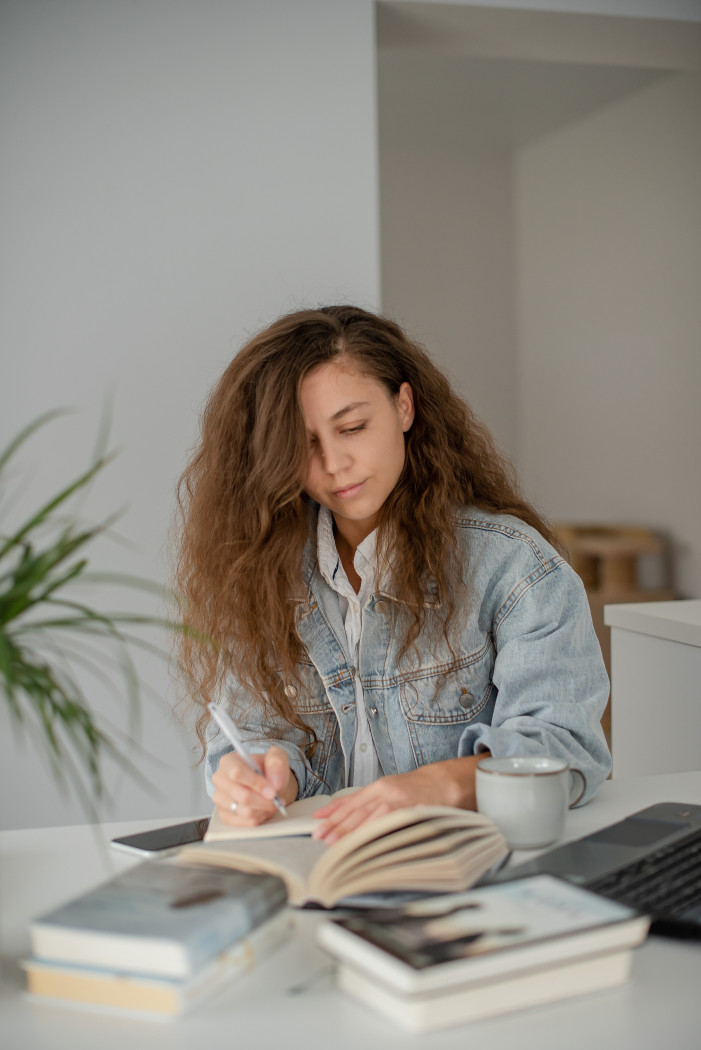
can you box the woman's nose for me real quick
[319,438,350,475]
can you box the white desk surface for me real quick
[2,771,701,1049]
[604,599,701,647]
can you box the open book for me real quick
[177,795,508,908]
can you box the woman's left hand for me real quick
[311,754,487,844]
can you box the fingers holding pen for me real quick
[212,746,297,826]
[261,745,293,799]
[212,751,279,826]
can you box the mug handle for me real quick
[568,768,585,807]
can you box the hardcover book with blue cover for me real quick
[30,860,287,978]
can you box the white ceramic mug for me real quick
[475,755,585,850]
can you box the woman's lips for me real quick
[333,481,365,499]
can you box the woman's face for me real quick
[300,360,414,548]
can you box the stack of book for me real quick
[317,874,651,1032]
[23,859,292,1018]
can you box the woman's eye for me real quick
[341,424,366,435]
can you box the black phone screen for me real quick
[111,817,210,855]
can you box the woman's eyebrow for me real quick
[330,401,370,423]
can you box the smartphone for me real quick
[111,817,210,857]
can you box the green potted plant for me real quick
[0,410,181,820]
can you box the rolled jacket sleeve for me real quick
[457,559,611,804]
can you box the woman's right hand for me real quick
[211,746,298,827]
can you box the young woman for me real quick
[174,305,610,844]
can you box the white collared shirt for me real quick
[317,506,382,787]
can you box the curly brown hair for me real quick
[173,305,558,756]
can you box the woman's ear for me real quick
[397,382,415,433]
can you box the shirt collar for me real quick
[316,505,378,593]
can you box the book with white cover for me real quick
[317,874,650,1006]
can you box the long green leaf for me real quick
[0,455,113,561]
[0,408,72,476]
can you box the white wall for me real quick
[0,0,379,830]
[380,3,701,603]
[378,0,701,465]
[516,71,701,597]
[380,141,518,458]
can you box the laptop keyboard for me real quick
[586,826,701,939]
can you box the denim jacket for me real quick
[205,507,611,805]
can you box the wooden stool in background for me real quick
[554,524,676,746]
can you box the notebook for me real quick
[487,801,701,939]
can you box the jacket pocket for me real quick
[398,645,496,766]
[396,637,495,766]
[399,637,494,721]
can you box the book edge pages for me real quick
[314,819,500,887]
[312,835,508,906]
[336,946,634,1031]
[307,807,506,903]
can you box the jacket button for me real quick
[369,707,378,717]
[284,685,297,698]
[375,599,388,614]
[459,690,474,708]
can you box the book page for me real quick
[308,807,504,898]
[313,833,507,904]
[316,831,468,903]
[178,836,329,906]
[204,786,359,842]
[205,795,332,841]
[322,816,495,884]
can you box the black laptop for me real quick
[486,801,701,940]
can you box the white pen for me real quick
[208,702,288,817]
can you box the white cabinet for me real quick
[604,601,701,779]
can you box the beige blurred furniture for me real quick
[554,525,675,744]
[604,600,701,778]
